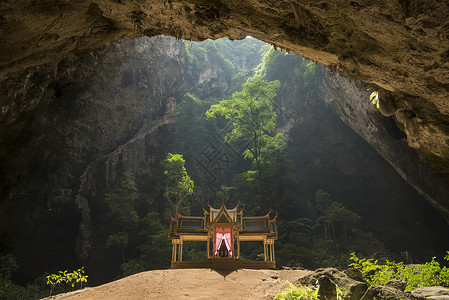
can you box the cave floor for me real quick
[43,268,311,300]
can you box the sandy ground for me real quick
[44,268,311,300]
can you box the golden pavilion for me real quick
[168,203,278,269]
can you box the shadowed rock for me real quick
[360,285,414,300]
[299,268,368,300]
[411,286,449,299]
[385,280,407,292]
[318,275,337,300]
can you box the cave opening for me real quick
[1,34,449,293]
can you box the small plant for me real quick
[369,91,379,108]
[349,252,449,292]
[274,282,319,300]
[46,267,88,296]
[69,267,88,289]
[274,281,346,300]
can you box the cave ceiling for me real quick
[1,1,449,210]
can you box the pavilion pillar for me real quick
[237,232,240,259]
[178,239,183,262]
[232,230,235,258]
[207,235,210,259]
[263,238,267,262]
[172,239,181,262]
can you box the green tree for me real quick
[162,153,194,216]
[315,189,332,241]
[314,189,360,248]
[326,202,361,246]
[177,93,220,159]
[137,212,171,270]
[257,45,318,97]
[104,171,140,264]
[206,77,286,200]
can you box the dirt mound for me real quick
[44,268,311,300]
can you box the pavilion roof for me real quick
[168,203,277,239]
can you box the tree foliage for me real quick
[46,267,88,296]
[183,37,266,98]
[315,189,360,247]
[105,171,139,228]
[349,252,449,292]
[206,77,286,197]
[162,153,194,215]
[258,45,318,95]
[104,171,140,264]
[103,171,173,276]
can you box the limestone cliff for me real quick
[262,56,449,260]
[0,36,185,282]
[319,69,449,226]
[1,0,449,184]
[1,33,448,284]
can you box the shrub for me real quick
[349,251,449,292]
[121,260,145,277]
[274,282,319,300]
[274,281,345,300]
[46,267,88,296]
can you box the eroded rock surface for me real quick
[299,268,368,300]
[411,286,449,299]
[319,70,449,227]
[0,36,185,281]
[1,0,449,222]
[1,0,449,164]
[1,32,449,283]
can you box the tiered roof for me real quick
[169,203,277,240]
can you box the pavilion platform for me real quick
[171,258,276,270]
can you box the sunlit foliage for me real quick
[207,77,285,195]
[370,91,379,108]
[274,282,319,300]
[274,281,345,300]
[349,252,449,292]
[162,153,194,215]
[46,267,88,296]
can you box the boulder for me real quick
[344,268,366,283]
[360,285,415,300]
[298,268,368,300]
[385,280,407,292]
[411,286,449,300]
[317,275,337,300]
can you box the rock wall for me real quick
[266,59,449,261]
[0,32,448,283]
[319,70,449,224]
[1,1,449,186]
[0,36,185,282]
[177,46,449,262]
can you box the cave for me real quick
[1,0,449,294]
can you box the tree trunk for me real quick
[331,223,338,250]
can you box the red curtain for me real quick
[214,227,233,257]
